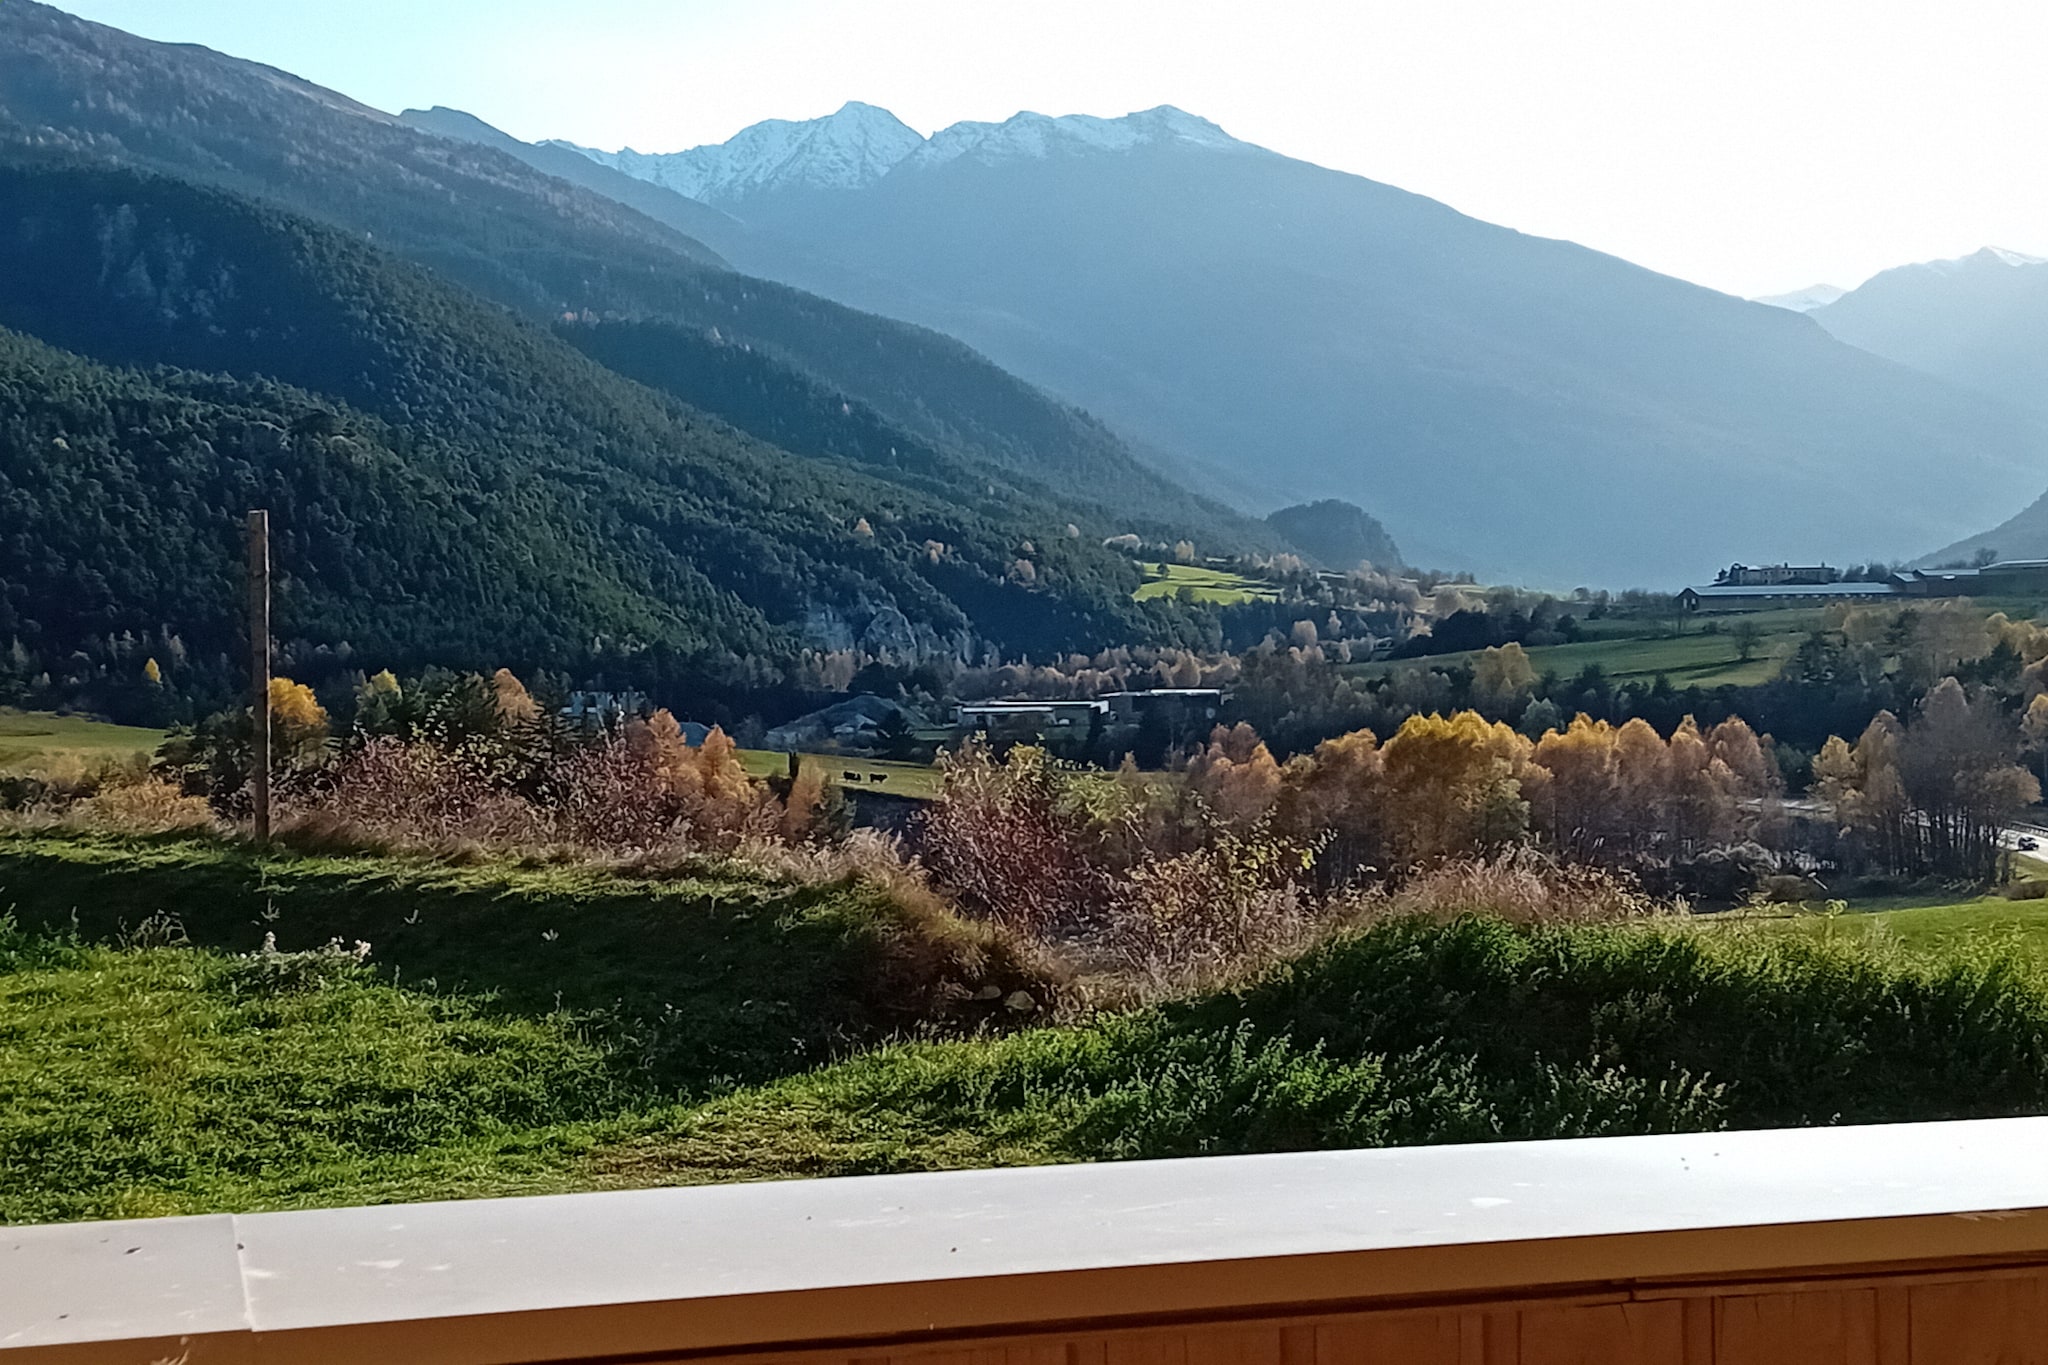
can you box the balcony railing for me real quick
[9,1117,2048,1363]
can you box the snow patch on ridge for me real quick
[908,105,1245,170]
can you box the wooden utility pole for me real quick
[248,509,272,843]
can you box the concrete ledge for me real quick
[10,1118,2048,1363]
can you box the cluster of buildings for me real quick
[1678,561,2048,611]
[954,688,1222,740]
[754,687,1227,756]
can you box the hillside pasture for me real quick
[1132,561,1279,605]
[1357,597,2048,691]
[1355,607,1834,689]
[737,750,943,799]
[0,708,166,774]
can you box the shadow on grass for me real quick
[0,829,937,1095]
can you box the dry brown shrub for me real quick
[1106,827,1324,986]
[627,826,1071,1024]
[918,743,1111,936]
[12,751,151,807]
[1353,851,1683,925]
[68,778,218,834]
[277,737,547,850]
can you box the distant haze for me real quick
[43,0,2048,298]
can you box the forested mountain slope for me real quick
[564,104,2048,583]
[0,1,1263,551]
[0,164,1211,704]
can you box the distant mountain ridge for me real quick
[550,102,925,202]
[551,101,2048,584]
[551,101,1249,204]
[1825,246,2048,567]
[1754,284,1846,313]
[1264,501,1404,573]
[1809,247,2048,413]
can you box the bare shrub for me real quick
[920,743,1330,988]
[1108,824,1323,983]
[918,742,1112,936]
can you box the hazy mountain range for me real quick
[1807,248,2048,415]
[501,100,2048,585]
[1751,247,2048,566]
[1753,284,1846,313]
[9,0,2048,612]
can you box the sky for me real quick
[48,0,2048,298]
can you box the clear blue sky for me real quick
[47,0,2048,297]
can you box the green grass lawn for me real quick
[20,831,2048,1224]
[0,708,167,773]
[1728,890,2048,974]
[1132,561,1279,605]
[0,830,1038,1098]
[736,749,943,799]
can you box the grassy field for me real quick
[1356,597,2048,691]
[1732,890,2048,974]
[1355,608,1825,689]
[0,708,166,773]
[16,830,2048,1224]
[1355,632,1784,689]
[1360,607,1841,689]
[1132,561,1278,605]
[736,749,943,799]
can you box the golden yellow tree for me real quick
[267,677,329,767]
[1276,728,1385,881]
[1815,712,1912,872]
[626,712,763,843]
[1378,712,1541,864]
[1610,718,1670,854]
[1187,733,1282,827]
[1530,715,1621,859]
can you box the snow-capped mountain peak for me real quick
[546,101,924,202]
[1954,245,2048,271]
[552,103,1254,204]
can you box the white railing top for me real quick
[9,1117,2048,1363]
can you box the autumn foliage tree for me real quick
[1815,679,2038,881]
[1375,711,1545,863]
[1185,722,1283,827]
[1529,715,1777,862]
